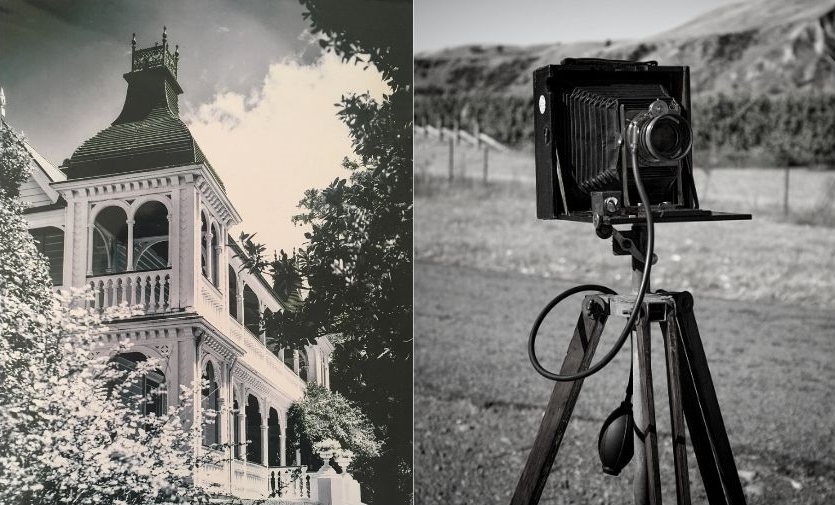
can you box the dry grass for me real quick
[415,138,835,309]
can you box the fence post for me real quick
[448,138,454,182]
[453,119,460,145]
[483,146,489,184]
[783,166,790,215]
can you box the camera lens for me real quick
[644,114,691,162]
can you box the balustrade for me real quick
[88,269,172,314]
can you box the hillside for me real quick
[415,0,835,97]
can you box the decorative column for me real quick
[126,218,135,271]
[167,214,173,267]
[217,397,227,445]
[237,409,246,461]
[279,415,287,467]
[205,228,214,283]
[261,423,269,467]
[237,292,244,323]
[239,403,247,497]
[86,221,94,276]
[260,301,267,345]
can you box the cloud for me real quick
[185,52,387,255]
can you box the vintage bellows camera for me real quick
[533,58,745,230]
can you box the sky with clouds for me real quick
[0,0,388,254]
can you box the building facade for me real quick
[14,32,333,500]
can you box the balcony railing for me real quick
[219,461,315,501]
[195,277,306,398]
[89,269,172,314]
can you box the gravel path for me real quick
[415,260,835,504]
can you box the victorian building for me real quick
[13,32,336,501]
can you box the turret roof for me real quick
[64,31,224,189]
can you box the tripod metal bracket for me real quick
[597,293,673,322]
[612,229,658,266]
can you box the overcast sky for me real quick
[415,0,735,53]
[0,0,388,254]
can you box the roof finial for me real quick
[0,87,6,118]
[174,44,179,58]
[162,26,167,46]
[132,33,136,49]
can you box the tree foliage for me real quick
[239,1,413,503]
[415,91,835,167]
[0,123,216,504]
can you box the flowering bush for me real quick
[289,384,380,461]
[333,448,355,461]
[0,123,218,504]
[313,438,342,454]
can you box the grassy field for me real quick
[415,137,835,309]
[414,138,835,504]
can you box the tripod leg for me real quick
[634,309,662,505]
[510,297,608,505]
[661,310,691,505]
[673,292,747,505]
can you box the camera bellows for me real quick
[559,84,683,203]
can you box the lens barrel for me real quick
[628,106,693,163]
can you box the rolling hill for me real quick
[415,0,835,97]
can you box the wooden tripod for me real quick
[511,233,748,505]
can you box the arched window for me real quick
[112,352,166,416]
[200,213,209,279]
[201,362,220,447]
[298,350,308,382]
[246,394,262,464]
[243,285,260,336]
[211,223,220,287]
[92,206,128,275]
[268,408,281,466]
[133,201,169,271]
[232,393,242,460]
[29,226,64,285]
[228,266,239,319]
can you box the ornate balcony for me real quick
[88,268,173,314]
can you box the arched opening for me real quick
[29,226,64,285]
[232,393,242,460]
[246,394,262,464]
[263,308,274,345]
[92,206,128,275]
[201,362,220,447]
[111,352,166,416]
[268,408,281,466]
[243,285,260,336]
[283,349,295,372]
[133,201,169,271]
[228,265,239,319]
[211,223,220,287]
[200,213,209,280]
[298,350,308,382]
[299,433,314,470]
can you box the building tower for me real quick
[17,30,333,500]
